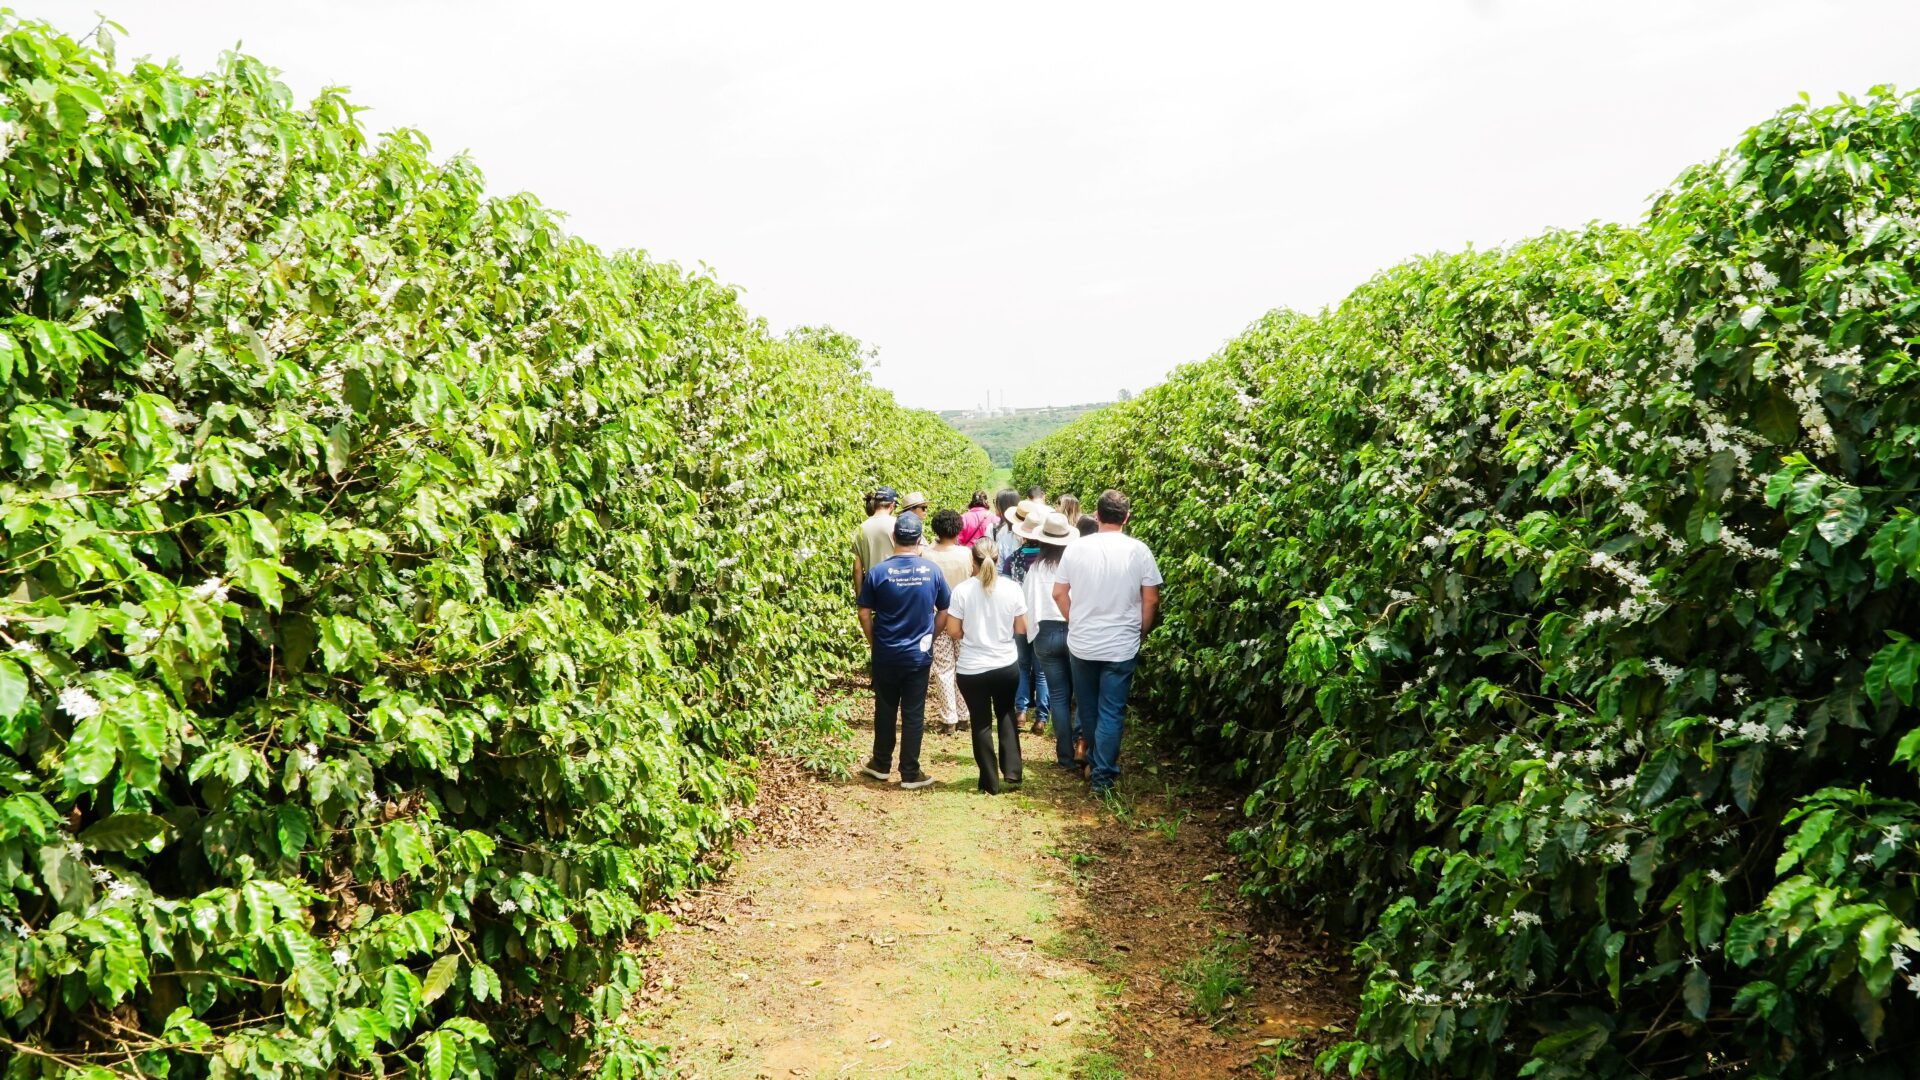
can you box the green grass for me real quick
[1250,1038,1302,1077]
[1072,1050,1128,1079]
[1149,809,1189,842]
[1174,939,1251,1022]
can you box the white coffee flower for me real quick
[190,576,230,603]
[331,947,351,968]
[58,687,103,720]
[166,462,194,487]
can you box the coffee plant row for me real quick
[1019,89,1920,1078]
[0,14,986,1079]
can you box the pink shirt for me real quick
[958,505,996,547]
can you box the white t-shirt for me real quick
[1023,559,1065,640]
[1056,531,1163,662]
[948,576,1029,675]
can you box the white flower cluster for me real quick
[1482,910,1543,934]
[135,459,196,499]
[59,686,103,720]
[190,576,231,604]
[1704,714,1805,745]
[155,403,199,430]
[1578,593,1659,628]
[1588,550,1654,594]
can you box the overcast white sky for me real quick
[24,1,1920,410]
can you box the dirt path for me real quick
[628,713,1353,1079]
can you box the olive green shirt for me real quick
[853,512,897,576]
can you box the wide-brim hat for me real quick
[1004,498,1049,529]
[1014,510,1080,546]
[901,490,930,512]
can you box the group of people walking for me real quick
[852,485,1162,796]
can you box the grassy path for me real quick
[627,712,1353,1078]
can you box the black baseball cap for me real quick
[893,512,923,544]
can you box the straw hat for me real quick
[1003,498,1049,530]
[1013,510,1081,546]
[901,491,930,513]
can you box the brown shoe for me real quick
[1029,715,1046,736]
[1073,737,1088,765]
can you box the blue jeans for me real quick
[1031,622,1075,764]
[1013,634,1049,720]
[1069,654,1137,791]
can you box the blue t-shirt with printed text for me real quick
[858,553,951,668]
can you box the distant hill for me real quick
[941,402,1111,469]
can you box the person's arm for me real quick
[1140,585,1160,636]
[1013,614,1029,638]
[853,556,866,598]
[1052,582,1071,623]
[943,614,963,641]
[858,606,876,645]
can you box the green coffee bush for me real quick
[0,15,983,1078]
[1021,90,1920,1077]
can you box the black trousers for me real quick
[957,662,1023,793]
[871,661,930,777]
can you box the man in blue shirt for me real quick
[856,511,951,788]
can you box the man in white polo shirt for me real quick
[1051,489,1162,794]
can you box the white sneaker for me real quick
[899,771,935,790]
[862,761,890,782]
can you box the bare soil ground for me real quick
[627,707,1354,1079]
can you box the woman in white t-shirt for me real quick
[945,538,1029,793]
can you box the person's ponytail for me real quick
[971,538,999,595]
